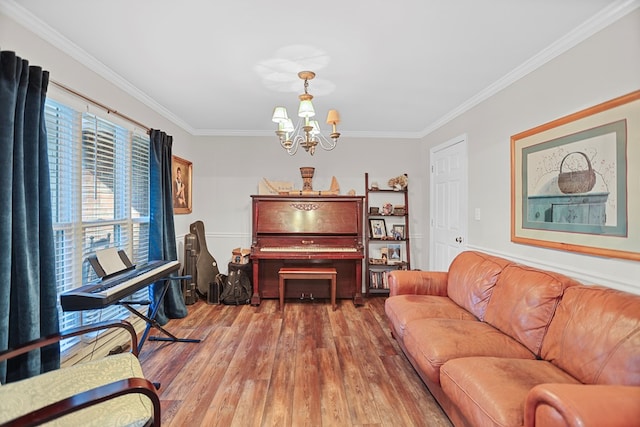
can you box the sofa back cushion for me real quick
[541,285,640,386]
[484,264,579,356]
[447,251,511,320]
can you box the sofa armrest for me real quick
[388,270,448,296]
[525,384,640,427]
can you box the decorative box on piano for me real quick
[232,248,251,264]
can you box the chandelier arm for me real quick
[316,133,338,151]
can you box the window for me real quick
[45,98,150,351]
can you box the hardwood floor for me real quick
[138,297,452,427]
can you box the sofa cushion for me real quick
[483,264,579,356]
[541,285,640,386]
[403,319,536,385]
[385,295,477,339]
[440,357,579,427]
[446,251,511,321]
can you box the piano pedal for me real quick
[298,293,317,303]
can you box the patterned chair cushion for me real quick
[0,353,153,427]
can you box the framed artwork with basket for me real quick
[511,90,640,261]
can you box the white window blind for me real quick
[45,99,150,351]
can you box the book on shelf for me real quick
[369,270,390,289]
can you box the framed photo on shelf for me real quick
[369,219,387,239]
[380,247,389,263]
[391,224,405,240]
[172,155,192,214]
[387,243,402,263]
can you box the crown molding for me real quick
[419,0,640,138]
[0,0,197,134]
[3,0,638,139]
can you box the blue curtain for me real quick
[0,50,59,383]
[149,129,187,325]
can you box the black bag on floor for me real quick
[219,269,251,305]
[207,273,226,305]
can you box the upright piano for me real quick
[250,195,365,306]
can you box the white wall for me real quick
[3,8,638,293]
[0,13,193,146]
[420,10,640,294]
[176,136,423,273]
[1,9,425,278]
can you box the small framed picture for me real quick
[369,219,387,239]
[392,224,405,240]
[380,247,389,263]
[387,243,402,263]
[172,155,193,214]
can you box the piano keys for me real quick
[60,260,180,311]
[250,195,365,306]
[259,246,358,253]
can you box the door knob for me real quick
[455,237,463,243]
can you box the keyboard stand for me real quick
[117,275,201,353]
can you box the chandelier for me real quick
[271,71,340,155]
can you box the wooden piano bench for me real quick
[278,267,337,311]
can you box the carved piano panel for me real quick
[254,199,361,235]
[250,195,364,306]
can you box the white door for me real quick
[430,134,468,271]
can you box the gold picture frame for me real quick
[172,155,192,214]
[510,90,640,261]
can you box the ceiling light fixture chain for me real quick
[303,74,310,94]
[271,71,341,156]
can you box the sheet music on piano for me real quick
[95,247,130,276]
[89,248,137,279]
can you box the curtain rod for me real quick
[50,79,151,133]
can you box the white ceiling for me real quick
[4,0,636,138]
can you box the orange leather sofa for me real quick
[385,251,640,427]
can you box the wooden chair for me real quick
[0,320,160,427]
